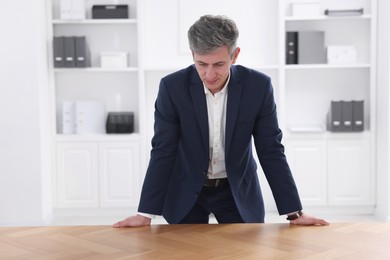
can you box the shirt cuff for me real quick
[138,212,157,219]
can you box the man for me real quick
[114,15,328,227]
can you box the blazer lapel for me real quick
[225,66,242,156]
[189,68,209,151]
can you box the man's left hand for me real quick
[290,214,329,226]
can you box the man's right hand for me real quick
[113,214,151,228]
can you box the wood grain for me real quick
[1,223,390,259]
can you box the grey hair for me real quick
[188,15,239,57]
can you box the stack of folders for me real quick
[286,31,326,64]
[327,100,364,132]
[53,36,90,68]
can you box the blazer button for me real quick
[195,191,200,196]
[202,171,207,176]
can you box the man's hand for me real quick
[290,213,329,226]
[113,214,151,228]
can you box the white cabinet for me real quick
[56,140,141,208]
[328,138,373,205]
[286,137,374,207]
[285,140,327,206]
[99,142,141,207]
[56,142,99,208]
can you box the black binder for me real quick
[74,36,89,68]
[327,101,343,132]
[63,36,75,67]
[53,36,64,68]
[352,100,364,132]
[286,32,298,64]
[342,101,353,132]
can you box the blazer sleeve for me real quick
[138,78,180,215]
[252,77,303,215]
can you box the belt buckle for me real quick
[215,179,220,188]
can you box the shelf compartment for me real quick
[54,67,139,73]
[53,19,137,25]
[284,69,371,132]
[55,133,141,142]
[284,15,371,22]
[285,64,371,69]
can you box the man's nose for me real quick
[205,66,216,79]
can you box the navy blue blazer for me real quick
[138,64,302,223]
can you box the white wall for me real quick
[142,0,278,69]
[376,0,390,221]
[0,0,52,226]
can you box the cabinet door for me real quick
[99,142,141,207]
[285,140,327,206]
[328,139,372,205]
[56,143,99,207]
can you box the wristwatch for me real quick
[286,210,303,221]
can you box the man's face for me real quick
[193,46,240,94]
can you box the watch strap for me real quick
[286,210,303,221]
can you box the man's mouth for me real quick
[205,79,218,85]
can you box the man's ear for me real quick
[232,47,240,64]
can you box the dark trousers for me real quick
[179,182,244,224]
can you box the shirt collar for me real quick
[203,72,230,95]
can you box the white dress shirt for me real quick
[203,74,230,179]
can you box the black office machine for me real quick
[106,112,134,133]
[92,5,128,19]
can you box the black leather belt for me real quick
[203,178,229,188]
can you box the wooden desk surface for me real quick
[1,223,390,259]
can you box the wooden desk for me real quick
[1,223,390,259]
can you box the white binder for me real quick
[62,101,76,134]
[62,100,106,134]
[60,0,86,20]
[75,101,106,134]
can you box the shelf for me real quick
[284,15,372,22]
[53,19,137,25]
[284,64,371,70]
[286,131,374,140]
[144,65,280,72]
[254,65,280,70]
[54,67,138,73]
[55,133,141,142]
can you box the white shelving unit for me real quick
[47,0,145,216]
[47,0,378,223]
[280,0,377,212]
